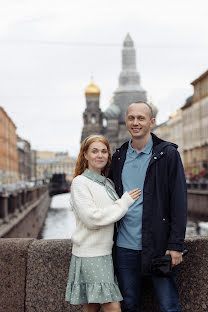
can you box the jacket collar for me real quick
[115,133,178,159]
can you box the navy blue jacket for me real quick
[109,133,187,274]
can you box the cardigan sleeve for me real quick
[70,177,134,230]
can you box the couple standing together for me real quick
[65,102,187,312]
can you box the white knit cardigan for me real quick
[70,175,135,257]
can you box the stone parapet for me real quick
[0,238,35,312]
[0,185,50,238]
[0,237,207,312]
[187,189,208,220]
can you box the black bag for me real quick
[151,250,188,276]
[151,254,172,276]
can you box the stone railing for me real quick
[187,182,208,190]
[0,237,207,312]
[187,189,208,220]
[0,185,50,238]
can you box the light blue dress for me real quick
[65,255,122,304]
[65,169,123,304]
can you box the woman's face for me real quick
[85,141,109,174]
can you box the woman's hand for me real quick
[128,189,141,201]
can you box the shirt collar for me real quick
[128,135,153,155]
[83,168,106,183]
[82,169,119,201]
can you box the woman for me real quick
[65,134,141,312]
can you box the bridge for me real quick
[0,185,207,311]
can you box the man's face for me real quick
[126,103,155,139]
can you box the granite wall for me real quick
[0,237,207,312]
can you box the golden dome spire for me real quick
[85,77,100,96]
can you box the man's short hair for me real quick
[127,101,154,119]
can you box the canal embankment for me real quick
[0,184,51,238]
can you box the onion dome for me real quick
[104,97,121,119]
[85,81,100,96]
[150,103,158,118]
[148,99,158,118]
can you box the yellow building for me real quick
[36,151,76,182]
[153,120,170,142]
[153,110,184,163]
[36,151,56,159]
[168,110,183,162]
[0,107,18,183]
[181,70,208,175]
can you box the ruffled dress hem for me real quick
[65,255,123,305]
[65,282,123,304]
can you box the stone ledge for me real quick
[0,238,35,312]
[0,237,207,312]
[25,239,77,312]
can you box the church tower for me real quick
[81,34,158,151]
[113,33,147,123]
[81,80,103,142]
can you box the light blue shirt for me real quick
[117,136,153,250]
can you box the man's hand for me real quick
[165,250,183,267]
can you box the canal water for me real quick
[40,193,208,239]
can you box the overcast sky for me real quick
[0,0,208,156]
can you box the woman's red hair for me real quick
[73,135,112,179]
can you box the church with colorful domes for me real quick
[81,34,158,152]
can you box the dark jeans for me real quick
[116,246,181,312]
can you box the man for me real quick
[109,102,187,312]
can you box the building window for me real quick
[103,118,107,127]
[84,114,88,125]
[91,115,96,124]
